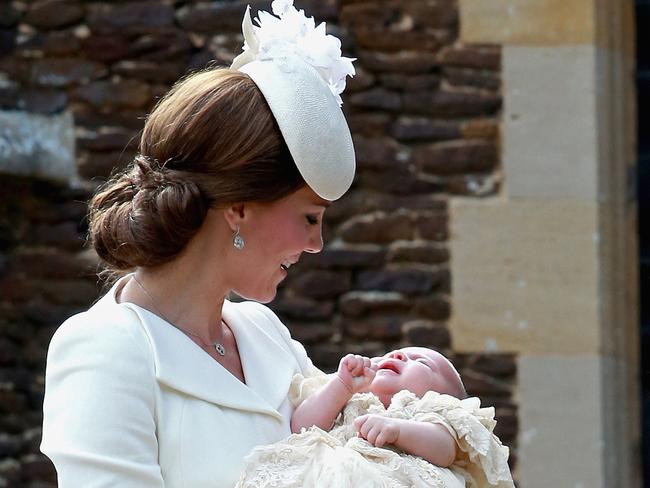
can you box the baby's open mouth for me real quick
[377,361,400,374]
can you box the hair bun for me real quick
[88,155,209,270]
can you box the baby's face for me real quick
[368,347,459,407]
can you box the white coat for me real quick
[41,278,319,487]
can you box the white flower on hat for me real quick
[231,1,356,106]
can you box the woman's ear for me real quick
[222,204,246,232]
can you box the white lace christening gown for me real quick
[236,382,515,488]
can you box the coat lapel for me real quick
[125,303,285,420]
[222,301,296,412]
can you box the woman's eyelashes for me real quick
[306,214,319,225]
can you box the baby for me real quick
[237,347,514,488]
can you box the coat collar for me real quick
[109,279,296,420]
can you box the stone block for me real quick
[391,117,461,142]
[286,322,334,344]
[358,167,443,195]
[378,74,441,92]
[25,222,83,251]
[0,110,76,182]
[357,265,445,295]
[464,354,517,378]
[24,0,84,30]
[404,89,501,117]
[458,0,595,45]
[358,50,439,73]
[449,198,600,354]
[413,293,451,319]
[413,139,498,175]
[176,2,261,33]
[347,112,392,137]
[413,211,447,241]
[112,60,185,84]
[349,88,402,112]
[87,2,175,33]
[127,29,193,61]
[460,118,499,140]
[0,87,68,115]
[302,244,386,269]
[269,296,335,321]
[346,66,375,92]
[462,370,512,397]
[76,127,135,152]
[343,315,404,340]
[81,34,131,63]
[32,279,100,306]
[288,270,351,299]
[72,79,151,110]
[340,291,409,317]
[353,136,405,170]
[16,30,81,58]
[387,241,449,265]
[339,210,414,244]
[78,149,135,179]
[437,45,501,70]
[402,320,451,348]
[503,45,598,200]
[354,29,444,52]
[443,67,500,91]
[444,172,501,197]
[7,249,97,280]
[30,58,107,87]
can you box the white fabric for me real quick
[237,382,515,488]
[233,7,355,201]
[40,277,320,487]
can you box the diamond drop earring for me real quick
[233,226,245,250]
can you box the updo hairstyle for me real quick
[88,68,305,273]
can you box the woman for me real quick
[40,2,356,486]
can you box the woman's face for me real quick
[229,186,329,303]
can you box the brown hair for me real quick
[88,68,305,273]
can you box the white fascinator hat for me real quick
[231,0,356,201]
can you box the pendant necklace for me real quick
[131,275,227,356]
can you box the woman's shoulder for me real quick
[50,292,152,361]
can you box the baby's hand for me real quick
[354,414,401,448]
[337,354,376,394]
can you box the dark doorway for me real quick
[638,1,650,485]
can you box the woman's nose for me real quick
[305,227,324,254]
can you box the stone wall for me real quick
[0,1,513,485]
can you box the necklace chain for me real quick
[131,275,227,356]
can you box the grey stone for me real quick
[0,110,76,182]
[340,291,409,317]
[30,58,107,88]
[357,265,444,295]
[391,117,461,142]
